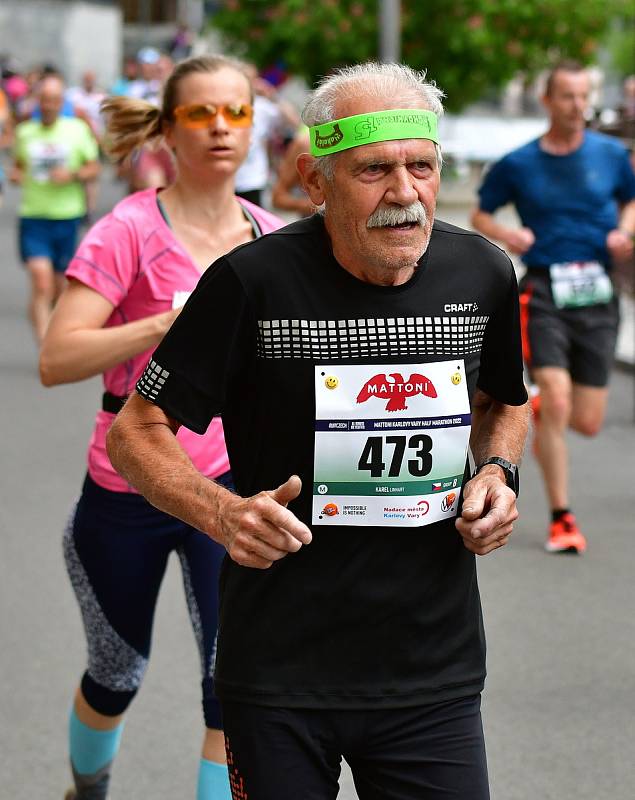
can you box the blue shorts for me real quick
[19,216,82,272]
[64,472,232,728]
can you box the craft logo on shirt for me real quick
[356,372,437,412]
[441,492,457,512]
[444,302,479,313]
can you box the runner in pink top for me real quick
[39,55,285,800]
[67,187,280,492]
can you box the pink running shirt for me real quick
[66,188,284,492]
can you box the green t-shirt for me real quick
[14,117,98,219]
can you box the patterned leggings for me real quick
[64,472,231,729]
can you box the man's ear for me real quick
[296,153,326,207]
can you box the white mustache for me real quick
[367,202,427,229]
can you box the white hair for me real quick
[302,62,445,178]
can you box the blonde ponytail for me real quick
[100,97,163,161]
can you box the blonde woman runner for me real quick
[40,55,284,800]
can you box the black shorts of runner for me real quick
[221,695,489,800]
[519,268,620,388]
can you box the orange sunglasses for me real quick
[173,103,253,129]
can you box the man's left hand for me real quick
[455,470,518,555]
[606,228,634,262]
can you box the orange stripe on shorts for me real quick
[519,286,532,365]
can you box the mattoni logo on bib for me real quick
[356,372,437,412]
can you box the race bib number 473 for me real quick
[312,361,471,527]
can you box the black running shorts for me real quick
[222,695,489,800]
[519,268,619,387]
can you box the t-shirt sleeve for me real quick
[614,146,635,204]
[477,158,514,213]
[135,257,256,434]
[476,261,528,407]
[65,214,139,307]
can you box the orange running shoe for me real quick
[545,512,587,554]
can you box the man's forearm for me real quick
[107,394,233,543]
[470,389,529,466]
[470,209,511,243]
[619,199,635,236]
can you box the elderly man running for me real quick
[108,63,529,800]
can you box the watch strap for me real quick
[476,456,519,496]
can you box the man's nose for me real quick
[573,95,586,113]
[384,167,419,205]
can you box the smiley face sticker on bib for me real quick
[312,362,471,526]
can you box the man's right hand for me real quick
[502,227,535,255]
[218,475,313,569]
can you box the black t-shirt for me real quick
[138,215,527,709]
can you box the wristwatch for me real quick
[476,457,519,496]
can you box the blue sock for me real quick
[69,708,124,776]
[197,758,231,800]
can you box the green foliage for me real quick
[603,20,635,76]
[210,0,630,110]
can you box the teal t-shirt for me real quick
[14,117,98,219]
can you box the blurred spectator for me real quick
[111,56,139,97]
[234,65,299,207]
[128,47,162,105]
[127,142,176,192]
[109,50,176,192]
[156,54,175,86]
[2,58,29,110]
[618,74,635,154]
[66,70,106,223]
[15,68,46,121]
[620,75,635,121]
[169,23,194,60]
[66,70,106,141]
[271,126,313,217]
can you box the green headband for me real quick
[309,109,439,156]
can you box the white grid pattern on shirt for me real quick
[136,359,170,400]
[257,316,489,359]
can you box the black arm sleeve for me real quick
[476,264,528,407]
[136,257,256,434]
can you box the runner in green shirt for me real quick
[11,74,100,343]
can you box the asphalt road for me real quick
[1,172,634,799]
